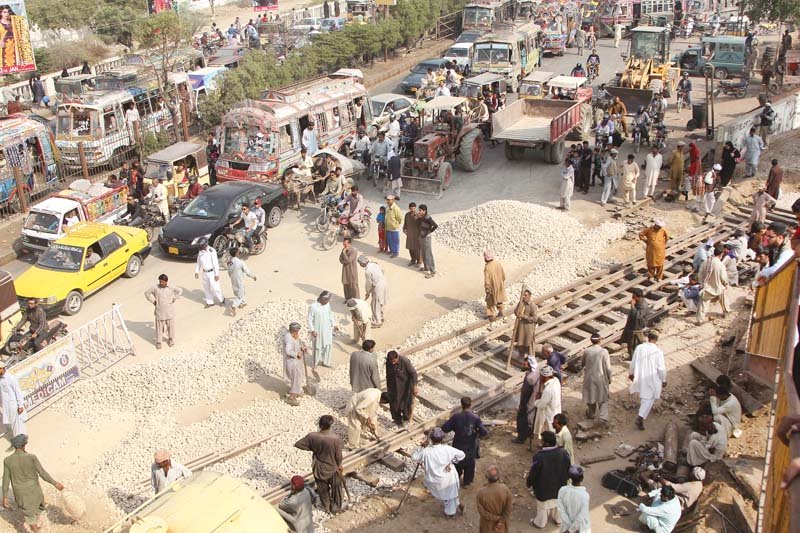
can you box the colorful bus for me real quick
[0,115,60,211]
[471,22,540,91]
[462,0,516,32]
[215,72,370,182]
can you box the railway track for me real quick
[263,209,766,505]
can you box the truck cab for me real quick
[674,36,748,80]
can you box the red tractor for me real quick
[401,96,485,198]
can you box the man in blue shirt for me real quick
[542,343,567,383]
[442,396,489,487]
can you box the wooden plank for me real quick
[423,373,474,400]
[415,392,452,412]
[690,359,764,414]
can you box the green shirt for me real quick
[2,450,58,516]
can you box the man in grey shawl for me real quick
[227,247,256,317]
[581,332,612,424]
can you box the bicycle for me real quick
[676,91,689,114]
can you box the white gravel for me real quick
[777,190,800,210]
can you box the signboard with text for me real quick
[0,0,36,75]
[254,0,279,11]
[12,344,80,414]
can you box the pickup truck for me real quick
[21,181,128,252]
[492,98,583,163]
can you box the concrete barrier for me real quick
[716,90,800,148]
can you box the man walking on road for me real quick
[0,362,26,443]
[697,244,729,323]
[513,289,537,358]
[600,149,619,206]
[403,202,421,266]
[2,434,64,532]
[629,330,666,430]
[766,159,783,199]
[308,291,335,367]
[346,298,372,343]
[581,332,611,425]
[622,288,650,358]
[442,397,489,487]
[412,427,466,519]
[359,255,388,327]
[644,146,662,198]
[195,239,224,308]
[385,350,418,426]
[384,195,403,258]
[417,205,438,278]
[295,415,344,515]
[349,339,380,393]
[639,219,669,280]
[144,274,181,349]
[227,248,256,317]
[484,250,507,319]
[340,238,360,300]
[476,465,512,533]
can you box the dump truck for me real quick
[491,98,582,163]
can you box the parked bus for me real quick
[0,115,60,212]
[462,0,516,32]
[54,71,184,168]
[215,72,370,182]
[471,22,539,91]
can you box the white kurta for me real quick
[557,485,591,533]
[638,489,682,533]
[307,302,334,367]
[644,153,663,197]
[228,256,255,308]
[0,374,26,436]
[710,394,742,437]
[196,248,224,305]
[350,298,373,342]
[364,262,388,325]
[412,444,465,503]
[687,422,728,466]
[629,342,666,401]
[533,378,562,436]
[151,461,192,493]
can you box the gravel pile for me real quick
[434,200,588,261]
[777,191,800,210]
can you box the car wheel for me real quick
[714,68,728,80]
[64,291,83,316]
[124,255,142,278]
[267,205,282,228]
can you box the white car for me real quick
[293,17,323,32]
[367,93,417,137]
[443,42,473,69]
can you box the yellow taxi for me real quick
[14,222,151,316]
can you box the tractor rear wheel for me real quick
[548,140,565,165]
[456,129,484,171]
[437,162,453,190]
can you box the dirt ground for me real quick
[323,280,772,533]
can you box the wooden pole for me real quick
[180,101,190,142]
[77,142,90,180]
[12,167,27,213]
[505,319,519,371]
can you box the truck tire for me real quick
[543,143,552,164]
[649,79,664,94]
[548,140,565,165]
[505,142,515,160]
[457,129,484,172]
[437,162,453,190]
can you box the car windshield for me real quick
[36,243,84,272]
[370,101,385,117]
[182,195,227,219]
[446,47,469,57]
[24,212,61,234]
[412,63,437,74]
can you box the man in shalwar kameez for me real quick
[344,387,381,449]
[513,356,540,444]
[284,322,306,406]
[386,350,418,426]
[533,365,562,437]
[639,219,669,280]
[308,291,335,367]
[346,298,372,344]
[750,188,777,225]
[513,289,537,358]
[359,255,388,327]
[686,415,728,466]
[483,251,508,319]
[277,476,317,533]
[697,244,729,323]
[227,248,256,317]
[581,332,612,424]
[628,330,666,430]
[0,361,26,442]
[412,427,466,519]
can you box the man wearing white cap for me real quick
[629,330,666,430]
[533,365,562,436]
[0,361,26,442]
[412,427,466,518]
[644,145,663,198]
[639,219,669,280]
[151,449,192,493]
[194,239,225,308]
[701,164,721,222]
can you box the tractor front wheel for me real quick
[437,162,453,190]
[456,129,484,171]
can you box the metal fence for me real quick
[755,259,800,533]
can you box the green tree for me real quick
[27,0,95,35]
[747,0,800,22]
[133,11,198,87]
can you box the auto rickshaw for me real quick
[519,71,556,98]
[144,142,210,199]
[0,271,24,356]
[460,73,508,100]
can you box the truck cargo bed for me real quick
[492,98,581,144]
[491,116,552,141]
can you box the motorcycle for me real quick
[653,123,669,150]
[119,201,167,242]
[713,78,749,99]
[217,225,268,268]
[316,195,340,232]
[587,62,599,83]
[321,207,373,251]
[4,320,68,362]
[369,157,387,186]
[594,132,610,149]
[632,123,649,153]
[676,90,689,113]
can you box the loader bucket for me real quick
[605,86,654,113]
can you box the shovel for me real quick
[301,348,317,396]
[393,461,421,516]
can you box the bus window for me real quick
[104,111,119,133]
[72,109,93,136]
[280,124,293,152]
[315,112,328,133]
[332,108,340,129]
[289,121,301,148]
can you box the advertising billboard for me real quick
[0,0,36,75]
[253,0,279,12]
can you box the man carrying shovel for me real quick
[346,298,372,344]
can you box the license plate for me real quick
[168,247,179,255]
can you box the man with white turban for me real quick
[533,365,562,436]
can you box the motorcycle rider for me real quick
[650,92,668,123]
[368,131,390,180]
[252,197,266,231]
[16,298,48,352]
[384,113,401,151]
[571,62,586,77]
[337,185,367,234]
[586,49,600,77]
[122,196,144,227]
[677,72,692,107]
[148,177,170,220]
[230,202,259,251]
[183,176,203,199]
[634,105,651,145]
[349,127,371,165]
[595,114,613,148]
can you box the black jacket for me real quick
[526,446,571,501]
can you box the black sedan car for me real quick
[400,58,450,94]
[158,181,288,258]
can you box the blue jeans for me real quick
[244,228,256,249]
[386,230,400,255]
